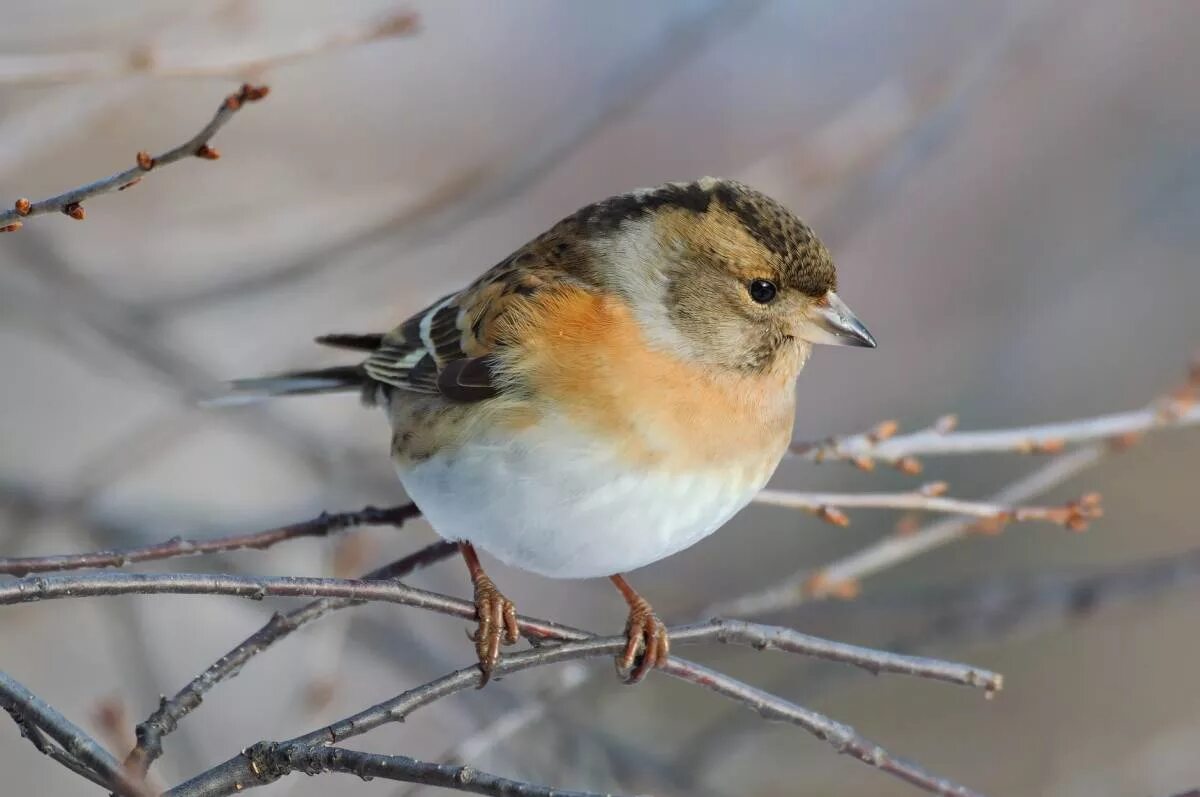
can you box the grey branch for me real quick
[0,83,268,231]
[713,444,1110,616]
[790,395,1200,471]
[0,569,996,796]
[125,541,459,777]
[186,742,622,797]
[167,629,989,797]
[0,503,419,576]
[0,571,1000,693]
[0,670,150,797]
[753,485,1101,530]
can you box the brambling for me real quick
[231,178,875,684]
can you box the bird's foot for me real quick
[616,595,670,685]
[469,572,519,686]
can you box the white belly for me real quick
[398,415,771,579]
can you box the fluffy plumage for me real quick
[227,177,876,681]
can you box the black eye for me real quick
[748,279,778,304]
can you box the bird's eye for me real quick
[748,279,778,304]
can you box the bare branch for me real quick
[718,371,1200,616]
[0,503,419,576]
[790,394,1200,473]
[125,541,458,777]
[0,571,999,692]
[0,12,417,86]
[0,83,269,232]
[0,670,150,797]
[712,444,1110,616]
[199,743,622,797]
[754,485,1102,531]
[167,626,990,797]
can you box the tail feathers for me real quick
[204,365,366,407]
[315,333,385,352]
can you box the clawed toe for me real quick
[616,599,670,685]
[470,573,519,686]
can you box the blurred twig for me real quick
[719,368,1200,615]
[0,503,418,576]
[0,83,267,232]
[147,0,770,314]
[790,391,1200,474]
[0,11,417,86]
[0,670,150,797]
[677,544,1200,782]
[125,541,458,776]
[753,484,1101,531]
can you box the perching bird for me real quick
[228,178,875,684]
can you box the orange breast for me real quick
[497,287,797,477]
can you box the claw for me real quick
[616,597,669,685]
[470,573,519,687]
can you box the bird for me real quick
[227,177,876,685]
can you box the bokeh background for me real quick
[2,1,1199,795]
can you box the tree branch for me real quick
[713,444,1112,615]
[197,743,622,797]
[0,11,417,85]
[124,541,458,776]
[0,670,150,797]
[753,485,1102,531]
[0,568,996,794]
[790,389,1199,473]
[717,371,1200,615]
[0,83,269,232]
[0,572,999,692]
[167,628,990,797]
[0,503,419,576]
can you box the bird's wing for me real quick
[359,247,571,403]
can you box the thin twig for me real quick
[216,743,621,797]
[0,670,150,797]
[148,0,769,314]
[0,12,417,85]
[0,572,999,692]
[125,541,458,776]
[0,83,269,232]
[753,486,1102,531]
[713,444,1111,615]
[0,503,419,576]
[721,373,1200,615]
[166,627,989,797]
[790,396,1199,473]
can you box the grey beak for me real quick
[801,290,877,348]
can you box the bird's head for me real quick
[577,177,876,376]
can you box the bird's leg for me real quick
[610,574,670,684]
[460,542,519,686]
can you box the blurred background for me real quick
[2,1,1199,795]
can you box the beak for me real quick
[800,291,877,348]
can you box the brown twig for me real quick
[0,83,269,231]
[0,503,419,576]
[753,485,1102,531]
